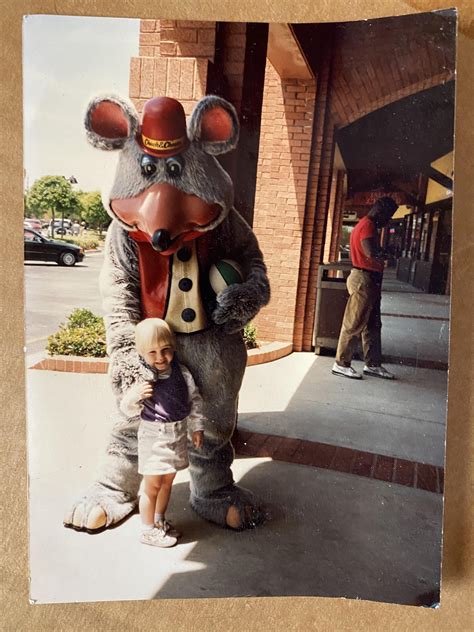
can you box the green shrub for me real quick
[65,307,104,329]
[243,322,258,349]
[56,236,101,250]
[47,308,106,357]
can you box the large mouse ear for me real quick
[85,95,139,151]
[188,96,239,155]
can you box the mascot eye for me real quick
[166,156,184,178]
[141,155,157,177]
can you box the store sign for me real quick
[352,191,411,206]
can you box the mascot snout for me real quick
[151,228,171,252]
[111,182,220,253]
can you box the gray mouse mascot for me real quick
[63,94,270,532]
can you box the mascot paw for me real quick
[212,284,259,331]
[63,487,137,533]
[226,503,267,531]
[64,504,107,532]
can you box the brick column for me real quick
[292,40,336,351]
[130,20,216,115]
[212,23,268,226]
[329,170,346,262]
[252,60,316,344]
[323,168,339,263]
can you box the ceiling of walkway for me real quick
[336,80,455,195]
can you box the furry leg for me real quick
[178,329,265,530]
[64,418,141,532]
[188,440,266,529]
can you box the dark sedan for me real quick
[24,228,85,266]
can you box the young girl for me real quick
[120,318,205,548]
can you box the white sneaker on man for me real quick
[363,365,396,380]
[331,362,362,379]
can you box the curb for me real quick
[29,342,293,373]
[232,429,444,494]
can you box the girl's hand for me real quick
[134,382,153,401]
[140,382,154,400]
[192,430,204,449]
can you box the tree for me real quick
[26,176,81,234]
[80,191,111,234]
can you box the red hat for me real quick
[137,97,189,157]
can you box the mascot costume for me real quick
[64,94,270,532]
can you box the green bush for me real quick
[243,322,258,349]
[65,308,103,329]
[47,308,106,357]
[55,236,101,250]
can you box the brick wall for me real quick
[217,23,247,114]
[252,60,316,344]
[130,20,216,115]
[292,49,334,352]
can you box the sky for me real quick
[23,14,139,193]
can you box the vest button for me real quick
[178,277,193,292]
[181,308,196,322]
[177,247,192,262]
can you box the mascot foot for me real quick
[64,504,107,532]
[226,504,267,530]
[191,484,267,531]
[63,485,138,534]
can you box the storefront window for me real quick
[428,211,440,262]
[419,212,430,260]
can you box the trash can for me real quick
[313,262,352,355]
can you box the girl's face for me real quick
[143,340,174,372]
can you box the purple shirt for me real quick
[141,358,192,422]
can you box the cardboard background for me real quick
[1,1,472,629]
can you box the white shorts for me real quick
[138,418,189,476]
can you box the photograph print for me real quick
[23,9,455,605]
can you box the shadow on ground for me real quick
[153,457,442,606]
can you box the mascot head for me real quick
[85,94,239,255]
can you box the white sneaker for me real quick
[332,362,362,379]
[156,519,182,539]
[140,526,177,548]
[363,365,396,380]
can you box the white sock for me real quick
[154,513,165,524]
[141,523,154,532]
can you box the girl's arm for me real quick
[180,365,206,432]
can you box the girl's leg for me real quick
[155,472,176,519]
[139,475,162,528]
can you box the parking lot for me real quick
[24,251,104,362]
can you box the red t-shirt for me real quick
[350,216,383,272]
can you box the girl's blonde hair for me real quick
[135,318,176,356]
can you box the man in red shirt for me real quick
[332,196,398,380]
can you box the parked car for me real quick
[24,228,84,266]
[47,219,73,237]
[24,218,43,231]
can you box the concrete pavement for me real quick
[239,353,447,466]
[27,361,444,605]
[380,271,449,368]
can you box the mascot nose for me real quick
[152,229,172,252]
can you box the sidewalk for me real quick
[238,353,447,467]
[27,363,444,606]
[380,269,450,368]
